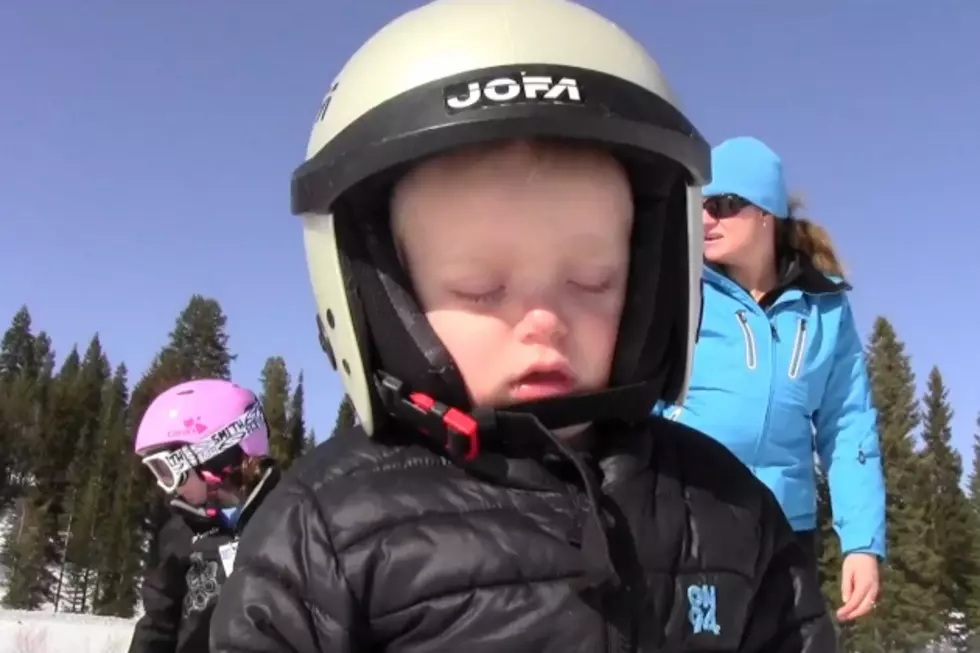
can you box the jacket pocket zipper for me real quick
[788,318,808,379]
[735,310,758,370]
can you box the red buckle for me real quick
[409,392,480,461]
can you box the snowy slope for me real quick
[0,609,135,653]
[0,510,137,652]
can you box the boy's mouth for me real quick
[511,364,577,401]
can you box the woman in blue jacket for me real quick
[668,136,886,623]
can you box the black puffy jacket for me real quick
[210,419,836,652]
[128,467,279,653]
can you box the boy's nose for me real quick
[516,307,567,345]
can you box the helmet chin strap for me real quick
[375,371,661,462]
[375,371,640,591]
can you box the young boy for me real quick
[210,1,836,651]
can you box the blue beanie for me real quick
[702,136,789,219]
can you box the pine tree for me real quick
[81,364,126,612]
[34,333,55,384]
[965,414,980,637]
[0,322,56,605]
[815,467,842,608]
[333,396,356,437]
[4,348,83,608]
[90,365,144,618]
[840,317,944,652]
[95,455,144,618]
[260,357,291,468]
[285,373,307,468]
[304,428,318,454]
[0,306,38,381]
[163,295,236,380]
[57,335,111,611]
[0,309,47,510]
[920,367,974,645]
[56,363,128,614]
[0,385,13,510]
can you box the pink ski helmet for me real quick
[135,379,269,493]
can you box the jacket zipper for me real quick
[761,319,777,463]
[735,310,758,370]
[748,313,778,473]
[788,318,808,379]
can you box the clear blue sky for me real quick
[2,3,977,462]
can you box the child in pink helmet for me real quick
[127,378,281,653]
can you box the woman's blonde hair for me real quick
[777,194,846,278]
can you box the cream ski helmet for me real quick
[293,0,709,451]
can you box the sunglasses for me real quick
[703,194,753,219]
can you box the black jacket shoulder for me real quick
[292,424,452,485]
[652,416,775,510]
[159,513,195,557]
[212,421,837,653]
[130,469,280,653]
[128,514,195,653]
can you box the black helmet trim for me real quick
[293,65,709,216]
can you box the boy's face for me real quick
[392,141,633,409]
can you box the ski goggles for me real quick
[703,194,753,219]
[141,402,265,493]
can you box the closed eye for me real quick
[452,286,505,304]
[569,279,614,294]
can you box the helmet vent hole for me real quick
[326,309,336,329]
[176,390,194,396]
[342,359,351,375]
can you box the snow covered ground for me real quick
[0,511,137,652]
[0,609,136,653]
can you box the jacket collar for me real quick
[705,248,850,309]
